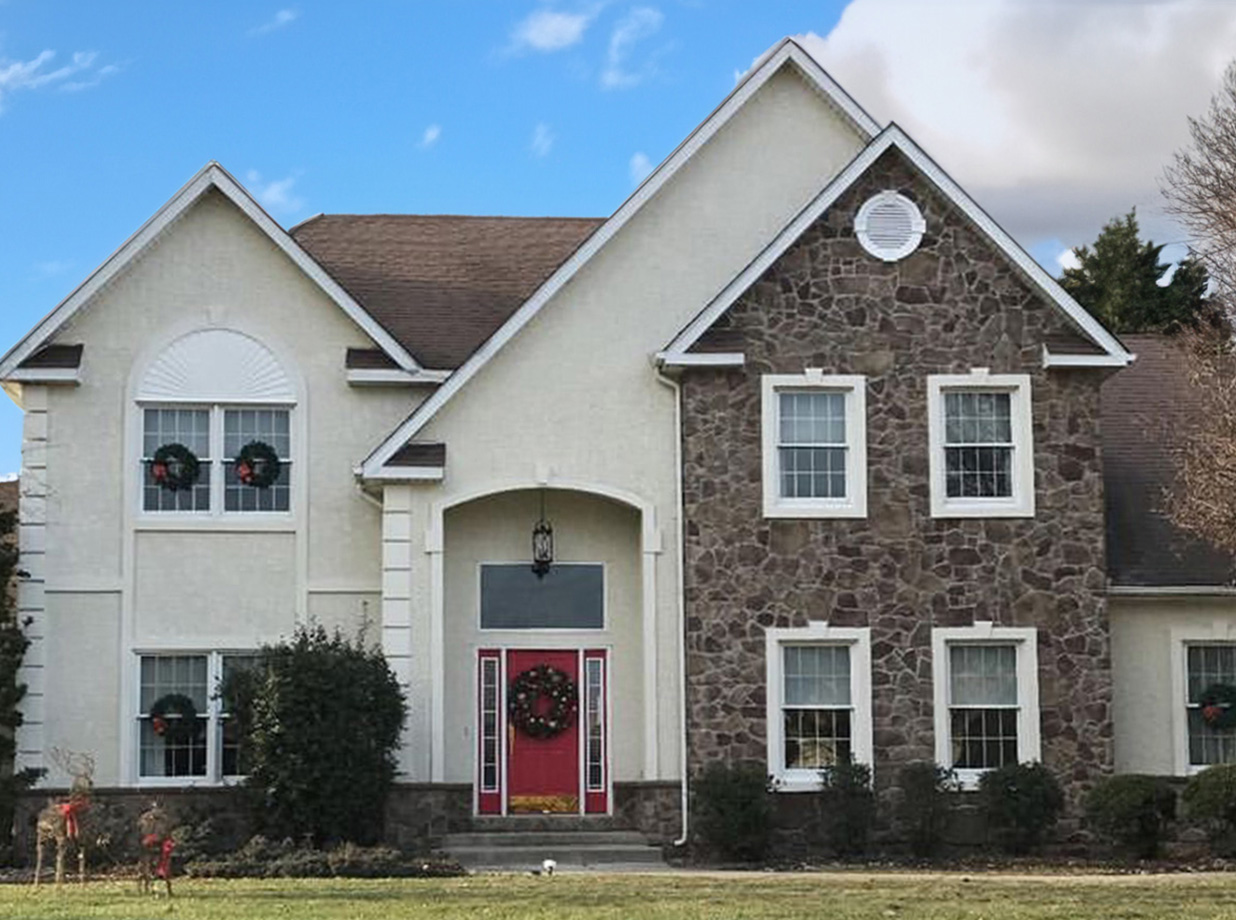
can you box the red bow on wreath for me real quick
[236,461,253,484]
[151,461,169,483]
[152,716,168,736]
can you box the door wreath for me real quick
[148,693,200,744]
[508,665,578,739]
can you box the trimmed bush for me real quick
[692,762,772,862]
[897,762,957,857]
[222,625,406,846]
[977,761,1065,854]
[1183,763,1236,856]
[183,836,463,878]
[1086,774,1176,859]
[818,760,875,858]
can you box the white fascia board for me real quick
[1108,584,1236,597]
[346,368,451,386]
[2,367,80,385]
[1042,346,1135,369]
[663,124,1134,366]
[356,466,444,483]
[0,162,420,380]
[357,40,878,477]
[654,351,746,368]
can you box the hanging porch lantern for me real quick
[531,490,554,578]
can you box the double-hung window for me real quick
[1185,644,1236,768]
[933,625,1040,787]
[766,624,872,790]
[137,652,256,783]
[141,406,291,514]
[762,372,867,518]
[927,372,1034,517]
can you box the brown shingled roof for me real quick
[1101,334,1236,587]
[291,215,605,369]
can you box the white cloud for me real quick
[629,151,652,185]
[419,124,442,149]
[530,122,555,157]
[0,473,17,483]
[31,259,72,279]
[510,8,595,53]
[1056,248,1081,272]
[0,49,112,110]
[801,1,1236,257]
[249,9,299,38]
[601,7,663,89]
[245,170,305,214]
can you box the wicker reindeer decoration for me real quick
[33,749,95,886]
[136,801,175,897]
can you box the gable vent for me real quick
[855,191,926,262]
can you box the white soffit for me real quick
[0,162,420,381]
[660,124,1133,367]
[358,37,877,477]
[137,329,295,403]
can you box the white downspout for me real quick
[656,368,690,847]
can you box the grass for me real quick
[4,872,1236,920]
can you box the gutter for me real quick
[1107,584,1236,597]
[655,368,690,848]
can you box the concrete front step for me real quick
[446,830,649,848]
[443,823,666,871]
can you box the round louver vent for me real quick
[854,191,926,262]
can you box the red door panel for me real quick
[506,649,580,814]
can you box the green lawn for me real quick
[4,872,1236,920]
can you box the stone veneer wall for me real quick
[681,148,1111,825]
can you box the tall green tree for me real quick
[1059,209,1214,334]
[0,500,42,863]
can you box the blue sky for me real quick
[2,1,1232,474]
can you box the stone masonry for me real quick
[680,148,1112,822]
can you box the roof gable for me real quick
[659,125,1133,367]
[358,37,879,477]
[0,163,422,381]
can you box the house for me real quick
[0,36,1227,847]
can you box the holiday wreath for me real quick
[150,443,200,492]
[148,693,200,744]
[509,665,578,739]
[1200,683,1236,730]
[234,440,282,489]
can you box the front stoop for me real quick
[443,817,667,871]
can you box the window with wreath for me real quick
[137,329,296,515]
[138,652,256,781]
[1186,644,1236,767]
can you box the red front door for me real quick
[506,649,580,814]
[476,649,610,816]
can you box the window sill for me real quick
[764,500,867,520]
[930,500,1034,519]
[769,775,823,793]
[133,776,244,789]
[135,515,296,533]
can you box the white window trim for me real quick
[927,370,1035,518]
[1170,622,1236,776]
[761,371,867,519]
[932,623,1041,789]
[134,649,255,787]
[136,403,295,521]
[766,622,872,792]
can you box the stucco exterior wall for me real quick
[1110,594,1236,776]
[26,189,419,785]
[680,149,1111,807]
[398,65,869,783]
[441,490,642,782]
